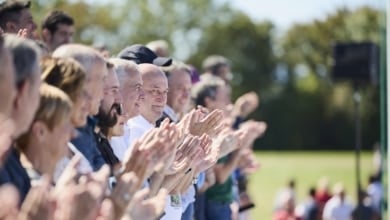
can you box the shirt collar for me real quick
[127,115,154,130]
[164,105,179,123]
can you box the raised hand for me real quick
[126,188,167,220]
[169,135,201,174]
[177,109,224,137]
[194,134,219,173]
[110,172,139,220]
[212,127,240,158]
[232,92,259,118]
[238,120,267,148]
[18,176,54,220]
[16,29,28,38]
[0,115,15,165]
[0,184,19,220]
[55,166,109,220]
[54,155,81,191]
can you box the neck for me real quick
[20,140,57,179]
[141,114,156,126]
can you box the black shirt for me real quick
[0,147,31,205]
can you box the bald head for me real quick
[138,64,168,124]
[138,63,166,80]
[53,44,107,116]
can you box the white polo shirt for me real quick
[110,115,154,161]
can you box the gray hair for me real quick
[4,34,41,86]
[52,44,106,78]
[109,58,139,85]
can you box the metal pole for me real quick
[353,84,362,207]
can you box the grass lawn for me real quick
[247,151,382,219]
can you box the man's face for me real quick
[70,88,89,128]
[0,48,16,117]
[85,60,106,116]
[139,72,168,123]
[120,69,143,119]
[49,24,74,51]
[167,69,191,114]
[97,68,122,127]
[17,9,37,39]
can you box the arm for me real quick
[213,150,242,184]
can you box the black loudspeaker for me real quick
[332,42,379,85]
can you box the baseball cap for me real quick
[117,44,172,66]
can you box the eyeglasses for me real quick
[144,88,169,96]
[112,103,123,115]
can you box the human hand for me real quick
[232,92,259,118]
[110,172,140,219]
[18,176,54,220]
[127,188,167,220]
[177,109,224,137]
[0,184,19,220]
[194,134,218,174]
[169,135,201,174]
[238,120,267,148]
[16,29,28,38]
[0,115,15,165]
[55,166,109,220]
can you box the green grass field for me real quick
[247,151,385,219]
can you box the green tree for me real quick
[257,6,382,150]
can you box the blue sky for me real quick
[225,0,383,29]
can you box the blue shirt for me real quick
[71,116,106,171]
[0,147,31,205]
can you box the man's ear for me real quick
[5,21,17,33]
[41,29,51,42]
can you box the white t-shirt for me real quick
[110,123,130,161]
[323,196,353,220]
[161,194,183,220]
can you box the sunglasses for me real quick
[112,103,123,115]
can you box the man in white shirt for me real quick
[159,61,195,220]
[323,183,354,220]
[109,58,143,160]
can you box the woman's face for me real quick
[44,117,74,161]
[110,114,126,137]
[71,89,89,127]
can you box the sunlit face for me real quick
[120,70,143,119]
[139,72,168,123]
[101,68,122,114]
[48,24,74,51]
[0,48,16,117]
[85,60,106,115]
[167,69,192,114]
[17,9,37,39]
[70,88,89,127]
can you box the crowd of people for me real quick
[273,175,384,220]
[0,1,267,220]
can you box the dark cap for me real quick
[117,44,172,66]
